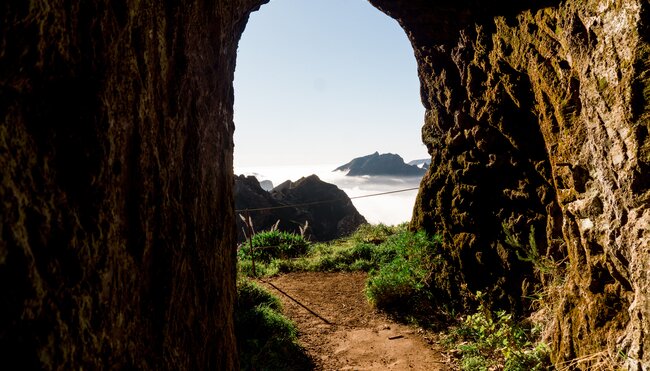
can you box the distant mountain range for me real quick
[407,158,431,170]
[334,152,428,177]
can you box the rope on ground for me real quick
[235,186,419,213]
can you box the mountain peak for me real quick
[334,152,426,177]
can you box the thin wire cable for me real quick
[349,187,419,199]
[235,186,420,213]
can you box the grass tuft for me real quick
[235,279,313,371]
[238,230,309,263]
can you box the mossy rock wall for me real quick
[370,0,649,368]
[0,0,266,368]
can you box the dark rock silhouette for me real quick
[335,152,426,176]
[259,180,274,191]
[0,0,268,368]
[235,175,366,242]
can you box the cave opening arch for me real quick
[233,0,428,231]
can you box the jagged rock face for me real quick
[234,174,366,241]
[1,0,266,368]
[370,0,649,368]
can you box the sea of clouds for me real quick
[235,164,423,226]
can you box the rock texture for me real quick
[369,0,649,368]
[0,0,267,369]
[235,175,366,241]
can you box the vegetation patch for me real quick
[365,229,445,323]
[237,223,552,370]
[238,224,455,324]
[237,223,404,277]
[235,279,313,371]
[238,230,309,263]
[443,291,551,370]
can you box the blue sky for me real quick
[233,0,427,168]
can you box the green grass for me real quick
[238,224,448,324]
[238,230,309,263]
[235,279,313,371]
[236,223,551,370]
[365,229,443,317]
[237,223,406,277]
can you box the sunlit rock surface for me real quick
[370,0,649,368]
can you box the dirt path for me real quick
[259,272,453,370]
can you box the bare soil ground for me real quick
[259,272,454,370]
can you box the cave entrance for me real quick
[234,0,426,229]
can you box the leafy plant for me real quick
[445,291,551,370]
[504,224,563,281]
[352,223,402,245]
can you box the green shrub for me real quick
[504,343,551,371]
[445,291,551,371]
[352,223,402,245]
[365,230,442,315]
[238,230,309,263]
[461,355,488,371]
[235,279,282,312]
[366,256,424,309]
[235,279,312,371]
[238,258,280,277]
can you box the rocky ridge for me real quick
[234,175,366,241]
[335,151,427,177]
[407,158,431,170]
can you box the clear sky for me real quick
[233,0,427,168]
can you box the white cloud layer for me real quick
[236,165,422,226]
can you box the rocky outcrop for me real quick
[235,175,366,241]
[259,179,274,191]
[369,0,649,368]
[335,151,426,176]
[0,0,267,369]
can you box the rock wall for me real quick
[0,0,266,368]
[369,0,649,368]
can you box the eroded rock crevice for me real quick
[370,0,649,368]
